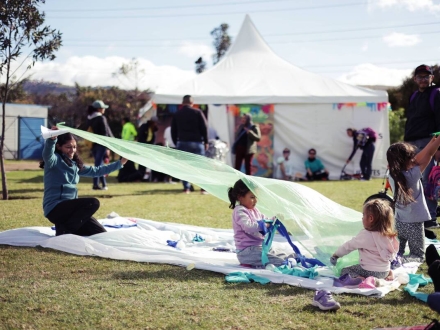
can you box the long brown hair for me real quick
[386,142,417,205]
[364,199,397,238]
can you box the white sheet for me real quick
[0,216,418,297]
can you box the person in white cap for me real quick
[88,100,114,190]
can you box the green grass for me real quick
[1,170,438,330]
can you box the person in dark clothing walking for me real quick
[88,100,114,190]
[232,114,261,175]
[404,64,440,228]
[171,95,208,194]
[137,116,158,180]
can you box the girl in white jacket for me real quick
[332,199,399,280]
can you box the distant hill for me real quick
[23,80,76,95]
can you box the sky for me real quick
[10,0,440,91]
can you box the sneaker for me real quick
[200,190,209,195]
[391,255,402,270]
[333,273,363,288]
[183,189,190,194]
[102,186,108,191]
[92,185,102,190]
[425,220,440,229]
[312,290,341,311]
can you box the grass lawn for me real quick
[1,169,439,330]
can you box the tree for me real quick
[112,58,149,119]
[195,57,206,74]
[0,0,62,200]
[210,23,232,65]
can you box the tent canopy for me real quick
[154,15,387,105]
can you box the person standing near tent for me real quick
[171,95,209,194]
[404,64,440,229]
[232,114,261,175]
[346,128,376,181]
[117,117,142,183]
[88,100,114,190]
[137,116,158,180]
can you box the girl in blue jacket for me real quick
[40,131,127,236]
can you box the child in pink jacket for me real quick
[332,199,399,280]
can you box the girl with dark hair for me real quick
[232,114,261,175]
[387,136,440,262]
[228,179,293,267]
[41,129,127,236]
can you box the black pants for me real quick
[46,198,106,236]
[360,143,375,180]
[306,171,329,181]
[234,144,254,175]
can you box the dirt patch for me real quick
[4,162,40,172]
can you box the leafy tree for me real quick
[195,57,206,74]
[388,107,406,143]
[0,0,62,200]
[210,23,232,65]
[112,58,150,119]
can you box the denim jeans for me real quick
[409,137,437,220]
[92,144,107,187]
[176,141,205,191]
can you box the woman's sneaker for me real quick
[312,290,341,311]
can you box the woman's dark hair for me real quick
[386,142,417,205]
[242,113,253,128]
[87,105,97,116]
[39,133,84,170]
[228,179,251,209]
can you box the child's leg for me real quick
[266,247,294,267]
[236,246,265,267]
[428,260,440,292]
[341,264,388,279]
[405,222,425,262]
[396,220,408,256]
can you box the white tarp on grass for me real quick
[0,216,417,297]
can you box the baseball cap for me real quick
[414,64,433,76]
[92,100,109,109]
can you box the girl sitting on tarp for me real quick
[228,179,294,267]
[40,129,127,236]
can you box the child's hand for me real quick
[50,126,59,140]
[120,158,128,165]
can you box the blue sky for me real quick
[20,0,440,90]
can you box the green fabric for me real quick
[225,272,271,284]
[56,124,364,273]
[403,274,432,303]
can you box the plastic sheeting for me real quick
[56,124,364,269]
[0,217,414,297]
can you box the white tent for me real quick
[154,15,389,179]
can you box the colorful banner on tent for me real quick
[229,104,274,178]
[332,102,390,111]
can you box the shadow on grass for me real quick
[16,175,44,183]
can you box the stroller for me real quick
[339,164,362,181]
[205,139,229,163]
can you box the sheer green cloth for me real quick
[57,124,362,272]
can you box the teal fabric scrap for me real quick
[403,274,432,303]
[192,234,205,243]
[276,265,319,279]
[225,272,271,284]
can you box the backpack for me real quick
[84,125,94,149]
[425,165,440,201]
[356,127,377,147]
[409,86,440,112]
